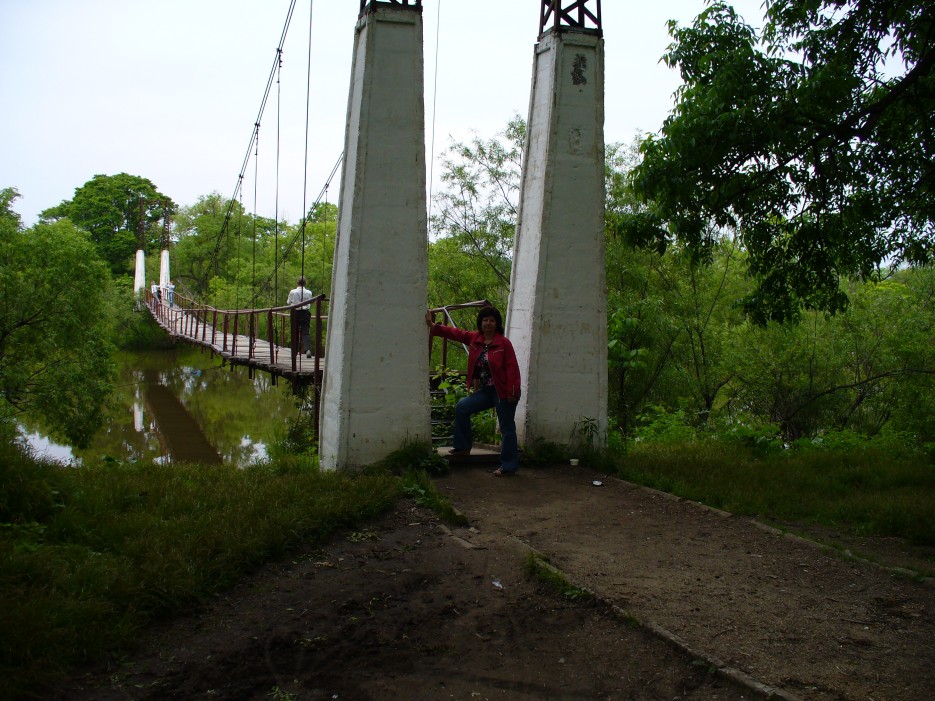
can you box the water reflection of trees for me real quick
[23,348,295,467]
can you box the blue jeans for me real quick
[453,385,520,472]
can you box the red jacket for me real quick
[430,324,521,401]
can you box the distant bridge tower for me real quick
[319,0,430,470]
[158,202,174,301]
[506,0,607,448]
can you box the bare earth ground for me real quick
[45,463,935,701]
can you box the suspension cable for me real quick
[251,123,260,308]
[209,0,300,288]
[236,186,243,309]
[427,0,443,223]
[274,48,283,307]
[299,0,316,284]
[252,152,342,300]
[208,0,337,306]
[322,182,328,290]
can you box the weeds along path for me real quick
[435,463,935,701]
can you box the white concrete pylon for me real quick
[319,5,431,470]
[506,28,608,448]
[133,250,146,301]
[159,249,170,290]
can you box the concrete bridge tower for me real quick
[507,1,608,448]
[319,0,430,470]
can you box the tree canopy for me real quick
[0,188,115,446]
[429,117,525,305]
[626,0,934,322]
[41,173,175,275]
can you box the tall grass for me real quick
[614,440,935,547]
[0,444,406,700]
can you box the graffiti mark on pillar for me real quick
[572,54,588,85]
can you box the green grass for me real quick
[612,440,935,547]
[4,434,934,698]
[523,552,593,602]
[0,444,412,700]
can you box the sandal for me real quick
[492,467,516,477]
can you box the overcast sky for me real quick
[1,0,766,227]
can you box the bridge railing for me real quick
[145,290,489,385]
[145,290,329,375]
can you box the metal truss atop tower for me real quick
[540,0,602,36]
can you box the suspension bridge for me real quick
[133,0,607,468]
[144,290,328,382]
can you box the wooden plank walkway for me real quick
[145,302,323,384]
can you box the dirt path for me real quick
[436,464,935,701]
[46,464,934,701]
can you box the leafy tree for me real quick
[724,313,852,438]
[606,140,751,431]
[428,236,505,310]
[839,269,935,442]
[721,267,935,441]
[607,243,670,429]
[430,117,525,296]
[172,193,233,300]
[0,188,19,240]
[657,239,748,425]
[306,202,337,224]
[604,142,673,430]
[42,173,175,275]
[173,193,335,311]
[607,235,751,433]
[0,188,115,446]
[627,0,935,322]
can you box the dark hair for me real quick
[476,305,504,335]
[297,276,306,287]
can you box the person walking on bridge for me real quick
[287,276,315,359]
[425,305,522,476]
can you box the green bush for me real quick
[270,395,318,459]
[0,442,67,524]
[710,417,783,453]
[632,405,697,444]
[110,280,175,350]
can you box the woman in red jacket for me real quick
[425,305,521,475]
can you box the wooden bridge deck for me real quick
[145,300,323,384]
